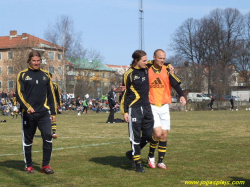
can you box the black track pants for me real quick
[128,104,154,156]
[22,110,52,167]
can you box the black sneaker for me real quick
[126,150,136,168]
[42,165,54,174]
[135,163,145,173]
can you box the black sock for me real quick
[148,136,158,158]
[158,140,167,163]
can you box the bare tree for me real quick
[233,12,250,86]
[44,15,109,98]
[44,15,76,92]
[171,8,246,95]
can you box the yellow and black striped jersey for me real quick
[52,82,62,107]
[16,67,57,115]
[120,67,150,114]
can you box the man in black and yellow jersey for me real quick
[16,50,57,174]
[121,50,154,173]
[147,49,186,169]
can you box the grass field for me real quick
[0,109,250,187]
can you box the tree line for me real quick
[169,8,250,96]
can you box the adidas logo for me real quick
[150,77,164,88]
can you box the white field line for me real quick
[0,136,128,139]
[0,140,128,157]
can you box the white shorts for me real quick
[151,104,170,130]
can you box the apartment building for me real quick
[0,30,64,92]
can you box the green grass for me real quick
[0,109,250,187]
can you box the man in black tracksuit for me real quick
[121,50,154,173]
[16,50,57,174]
[106,85,116,123]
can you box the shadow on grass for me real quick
[89,156,140,171]
[0,160,42,187]
[229,177,250,187]
[0,160,40,172]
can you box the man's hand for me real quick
[27,107,35,114]
[180,96,186,106]
[168,64,174,74]
[51,116,56,122]
[123,113,129,122]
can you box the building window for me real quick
[8,80,14,89]
[0,52,2,60]
[102,73,106,78]
[48,52,55,60]
[0,81,2,89]
[58,81,62,89]
[8,51,13,60]
[58,53,62,60]
[49,66,55,74]
[90,72,95,77]
[41,57,47,64]
[58,67,62,74]
[8,66,14,74]
[0,67,2,75]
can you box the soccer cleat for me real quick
[135,163,145,173]
[126,150,136,168]
[26,167,35,173]
[147,156,156,168]
[52,134,58,139]
[42,165,54,174]
[157,162,168,169]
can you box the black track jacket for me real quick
[16,67,57,116]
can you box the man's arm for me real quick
[169,74,186,106]
[16,71,33,113]
[54,83,62,107]
[120,71,132,116]
[47,76,57,116]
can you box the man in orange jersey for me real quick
[147,49,186,169]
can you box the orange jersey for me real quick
[148,65,172,105]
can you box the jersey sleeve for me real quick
[16,72,32,112]
[53,83,62,107]
[169,74,184,97]
[47,76,57,115]
[120,71,132,114]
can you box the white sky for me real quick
[0,0,249,65]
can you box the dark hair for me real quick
[27,50,41,63]
[153,49,165,57]
[131,50,147,67]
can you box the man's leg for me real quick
[106,106,115,123]
[156,104,170,169]
[51,121,57,139]
[37,111,53,169]
[157,130,168,167]
[126,107,145,172]
[22,112,37,172]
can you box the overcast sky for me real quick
[0,0,249,65]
